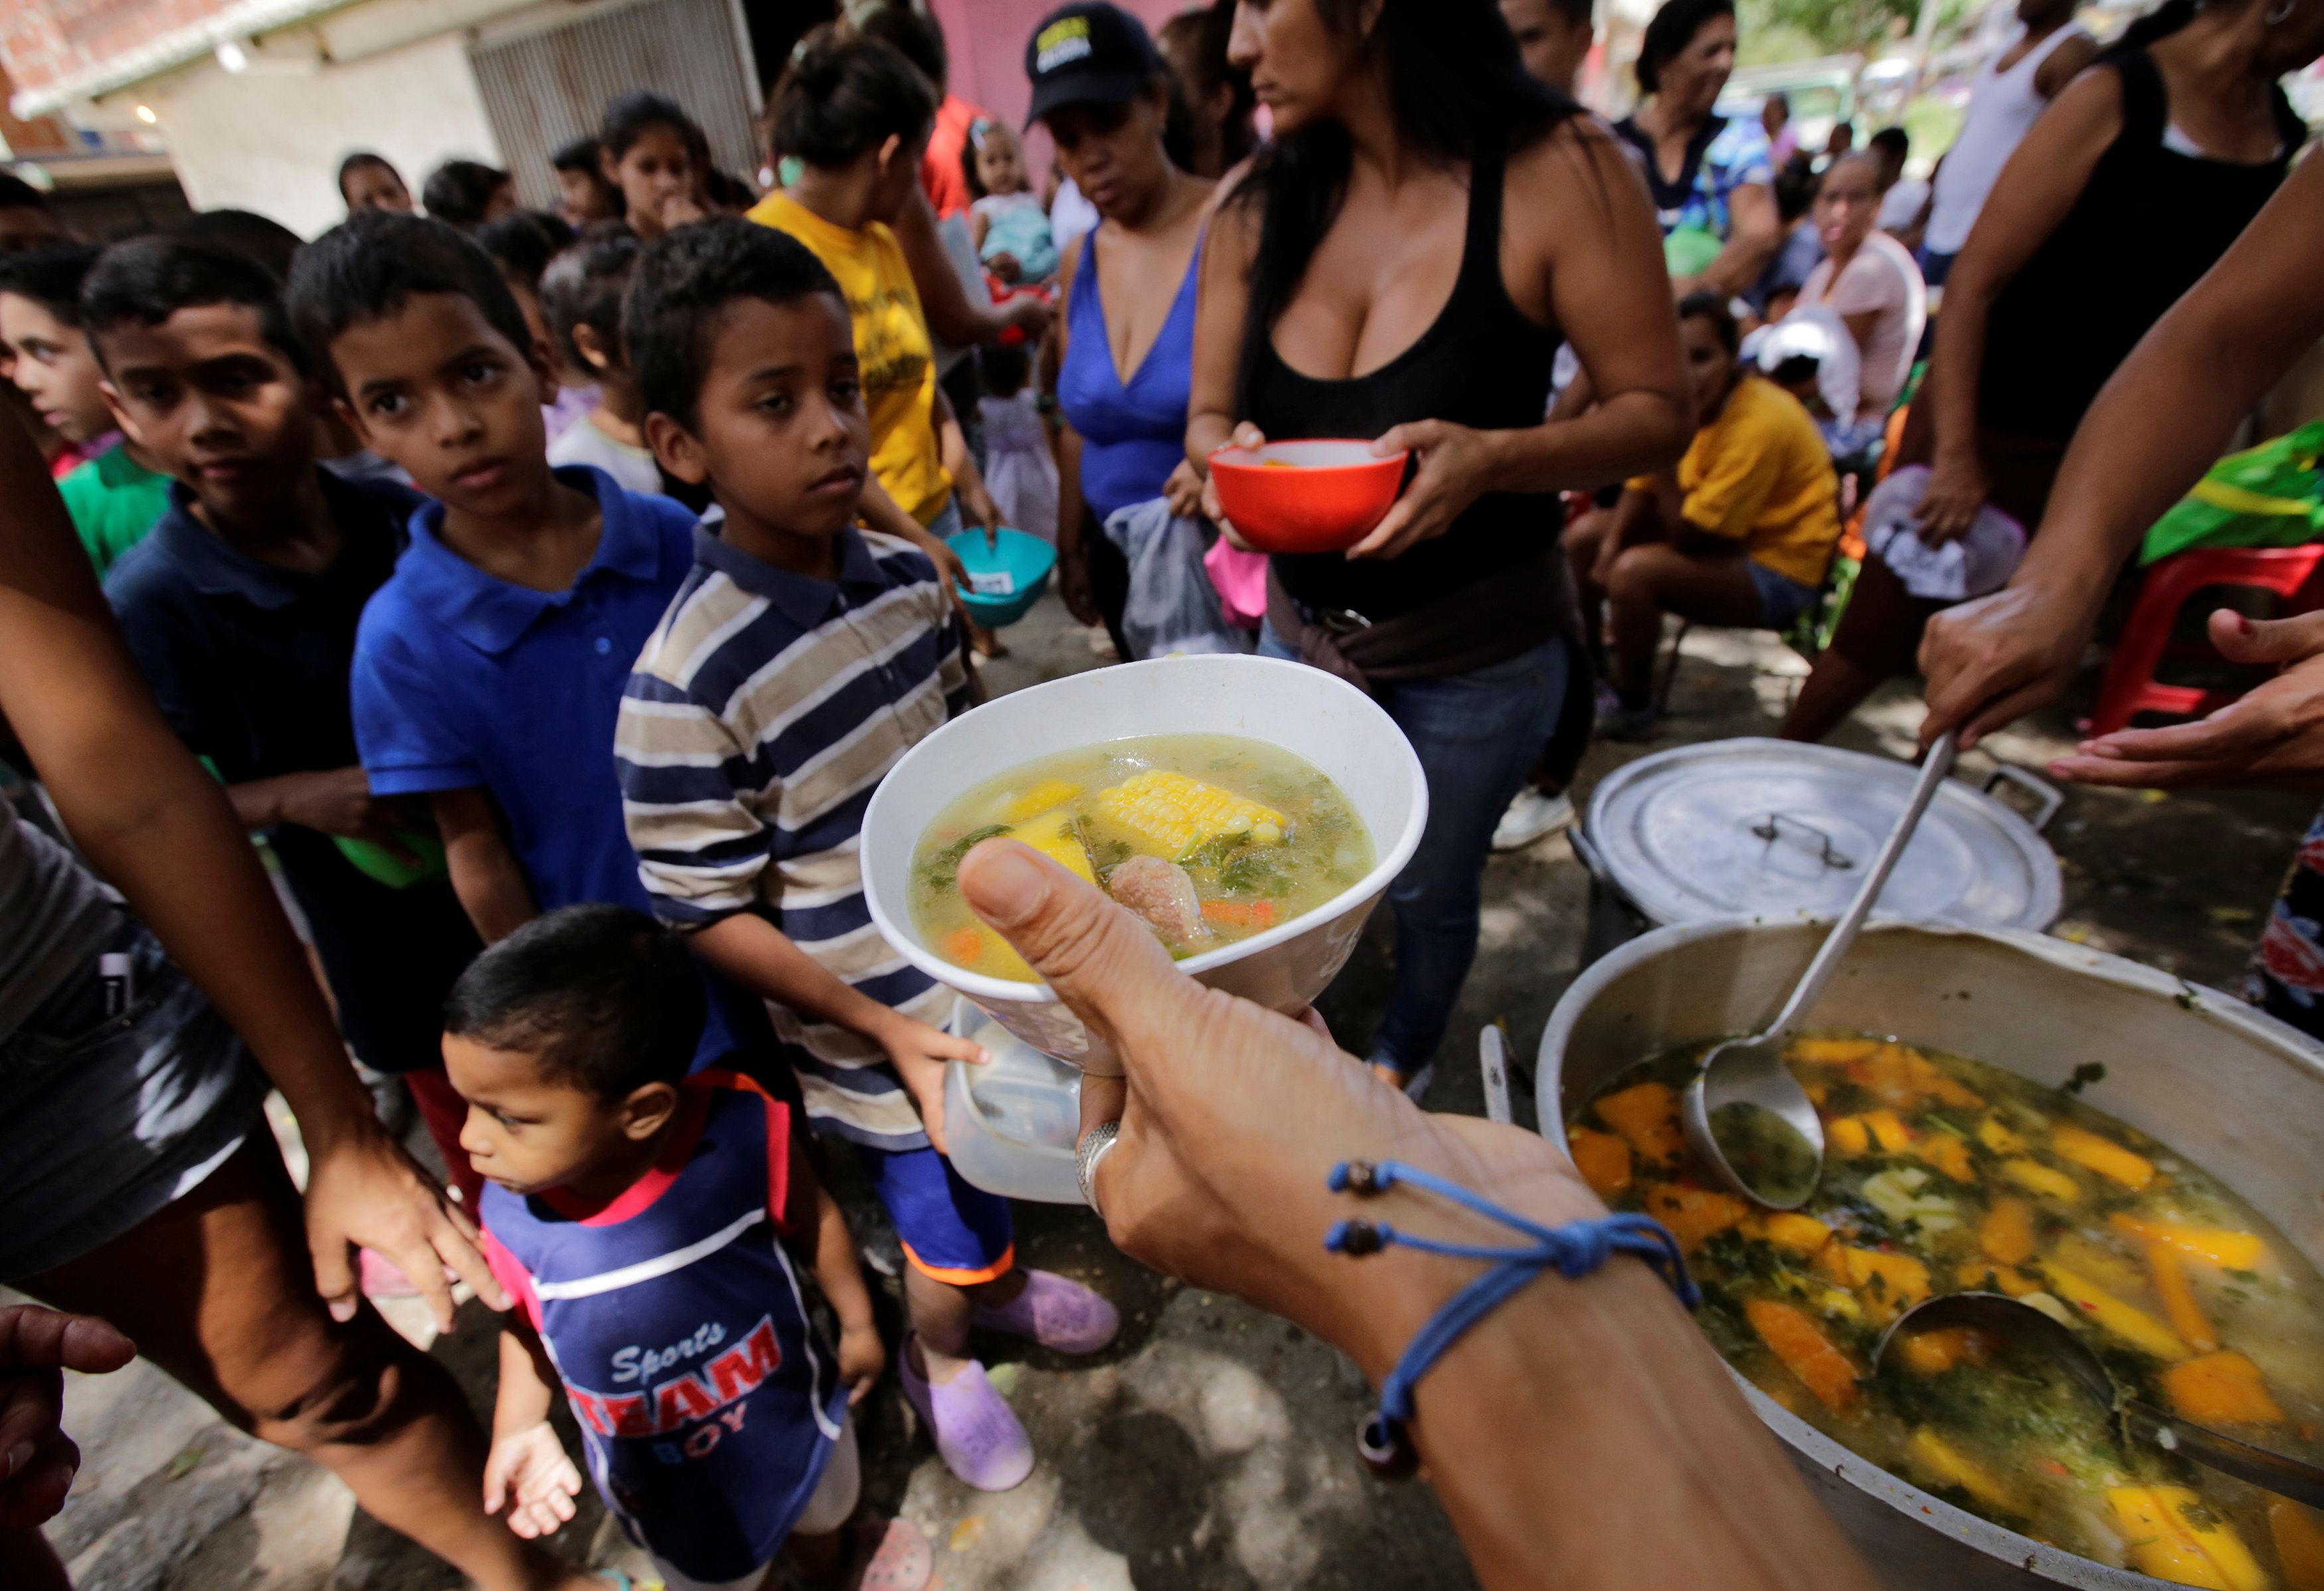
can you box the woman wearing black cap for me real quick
[1185,0,1689,1099]
[1029,2,1215,657]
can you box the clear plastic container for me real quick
[943,1000,1084,1203]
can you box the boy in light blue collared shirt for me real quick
[288,211,763,1069]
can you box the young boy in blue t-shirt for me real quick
[613,219,1117,1493]
[447,904,931,1591]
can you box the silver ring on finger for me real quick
[1076,1120,1121,1218]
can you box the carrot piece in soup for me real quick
[1761,1212,1833,1254]
[2110,1214,2267,1271]
[942,926,988,966]
[1744,1297,1861,1413]
[2050,1122,2155,1190]
[1917,1132,1976,1183]
[1595,1080,1686,1166]
[2145,1242,2221,1354]
[2040,1262,2191,1361]
[1826,1115,1871,1155]
[1566,1127,1632,1200]
[1861,1108,1915,1153]
[2164,1351,2285,1426]
[2001,1157,2082,1203]
[1791,1038,1882,1066]
[1898,1327,1973,1377]
[1199,898,1277,928]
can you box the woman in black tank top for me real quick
[1782,0,2324,744]
[1185,0,1688,1089]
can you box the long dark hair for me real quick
[1228,0,1579,405]
[2110,0,2202,54]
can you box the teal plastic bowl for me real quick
[944,527,1055,628]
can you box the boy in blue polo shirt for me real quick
[289,212,778,1081]
[87,236,488,1207]
[613,219,1117,1494]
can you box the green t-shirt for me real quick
[60,442,172,576]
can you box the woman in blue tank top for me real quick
[1028,1,1213,659]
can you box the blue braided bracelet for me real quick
[1324,1158,1701,1477]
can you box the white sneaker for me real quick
[1493,789,1576,851]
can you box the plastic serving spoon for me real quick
[1874,1292,2324,1509]
[1681,737,1958,1209]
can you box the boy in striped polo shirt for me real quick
[614,219,1115,1493]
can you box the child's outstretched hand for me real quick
[483,1421,582,1539]
[837,1319,884,1405]
[869,1012,988,1155]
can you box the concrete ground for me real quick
[29,591,2315,1591]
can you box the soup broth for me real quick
[908,734,1372,980]
[1574,1034,2324,1588]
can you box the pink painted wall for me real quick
[924,0,1189,181]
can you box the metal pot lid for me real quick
[1583,737,2062,932]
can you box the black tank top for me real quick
[1979,50,2299,441]
[1244,149,1564,620]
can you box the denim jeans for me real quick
[1260,622,1566,1074]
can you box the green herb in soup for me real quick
[908,734,1372,979]
[1572,1033,2324,1589]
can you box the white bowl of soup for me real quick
[860,655,1428,1073]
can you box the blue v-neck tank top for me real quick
[1057,228,1202,523]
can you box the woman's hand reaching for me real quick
[1199,422,1265,551]
[2050,610,2324,790]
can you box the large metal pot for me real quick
[1538,917,2324,1591]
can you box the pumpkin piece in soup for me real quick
[1837,1248,1932,1325]
[2051,1122,2156,1191]
[2145,1242,2221,1355]
[2111,1214,2268,1272]
[1566,1126,1631,1200]
[1916,1131,1976,1184]
[1907,1428,2013,1511]
[1643,1184,1748,1253]
[1595,1080,1685,1166]
[2040,1262,2191,1361]
[2270,1500,2324,1591]
[1827,1114,1871,1155]
[1003,779,1084,823]
[1904,1049,1985,1109]
[1980,1197,2038,1267]
[1896,1325,1987,1377]
[1744,1296,1861,1414]
[940,924,1035,981]
[1977,1114,2029,1155]
[1850,1045,1922,1108]
[1958,1260,2042,1298]
[2164,1352,2285,1426]
[2108,1486,2270,1591]
[1760,1211,1833,1255]
[1791,1037,1882,1066]
[1861,1108,1916,1154]
[1013,809,1098,884]
[2001,1157,2082,1203]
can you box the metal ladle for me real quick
[1682,737,1958,1209]
[1873,1292,2324,1509]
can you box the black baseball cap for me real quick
[1023,2,1166,127]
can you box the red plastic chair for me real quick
[2090,544,2324,738]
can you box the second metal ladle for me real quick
[1875,1292,2324,1509]
[1682,737,1959,1208]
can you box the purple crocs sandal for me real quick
[899,1339,1034,1492]
[970,1270,1120,1355]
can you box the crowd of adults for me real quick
[5,0,2324,1583]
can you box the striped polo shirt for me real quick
[617,521,968,1150]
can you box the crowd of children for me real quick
[0,18,1137,1586]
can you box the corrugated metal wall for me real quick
[470,0,760,210]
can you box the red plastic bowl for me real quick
[1208,439,1408,554]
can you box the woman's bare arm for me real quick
[1186,192,1262,471]
[1917,68,2121,541]
[1694,179,1783,298]
[0,413,502,1331]
[1921,144,2324,746]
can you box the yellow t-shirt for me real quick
[1629,375,1840,588]
[746,192,953,525]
